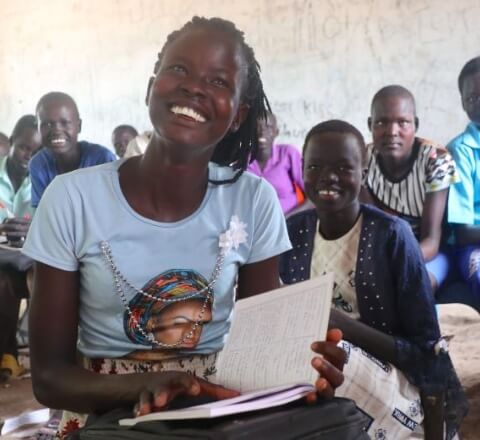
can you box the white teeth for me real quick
[171,106,206,123]
[51,138,66,145]
[258,137,267,143]
[318,190,339,196]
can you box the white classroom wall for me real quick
[0,0,479,150]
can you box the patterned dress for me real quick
[365,137,459,238]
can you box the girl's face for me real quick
[112,128,135,158]
[11,128,41,169]
[369,95,417,162]
[257,114,278,156]
[37,99,81,156]
[303,132,364,217]
[149,27,248,156]
[462,72,480,125]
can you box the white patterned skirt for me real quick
[336,340,457,440]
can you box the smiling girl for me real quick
[280,120,467,440]
[22,17,345,438]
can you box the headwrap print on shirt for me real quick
[124,269,213,351]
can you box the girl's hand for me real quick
[134,371,240,416]
[306,328,346,402]
[1,217,31,243]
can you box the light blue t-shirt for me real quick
[447,122,480,225]
[28,141,116,208]
[22,161,291,358]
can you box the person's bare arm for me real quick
[236,256,280,299]
[329,309,397,364]
[419,190,448,262]
[0,217,31,242]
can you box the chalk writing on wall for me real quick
[0,0,478,149]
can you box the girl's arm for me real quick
[328,309,397,363]
[29,263,236,414]
[391,219,447,440]
[30,262,143,412]
[236,256,280,299]
[419,189,448,262]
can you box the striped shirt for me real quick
[366,137,458,237]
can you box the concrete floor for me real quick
[0,377,43,421]
[0,377,46,439]
[1,374,478,439]
[0,349,47,439]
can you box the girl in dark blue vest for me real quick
[280,120,467,440]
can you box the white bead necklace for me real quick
[100,215,248,349]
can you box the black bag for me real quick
[68,398,370,440]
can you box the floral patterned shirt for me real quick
[366,137,459,238]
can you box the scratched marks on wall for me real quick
[1,0,480,148]
[271,98,328,142]
[256,0,480,146]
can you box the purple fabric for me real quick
[247,144,304,214]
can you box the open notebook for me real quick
[120,274,334,425]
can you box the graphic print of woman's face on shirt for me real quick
[124,269,213,351]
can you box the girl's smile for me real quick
[148,27,248,156]
[317,189,341,201]
[170,105,207,123]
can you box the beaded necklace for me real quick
[101,215,247,348]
